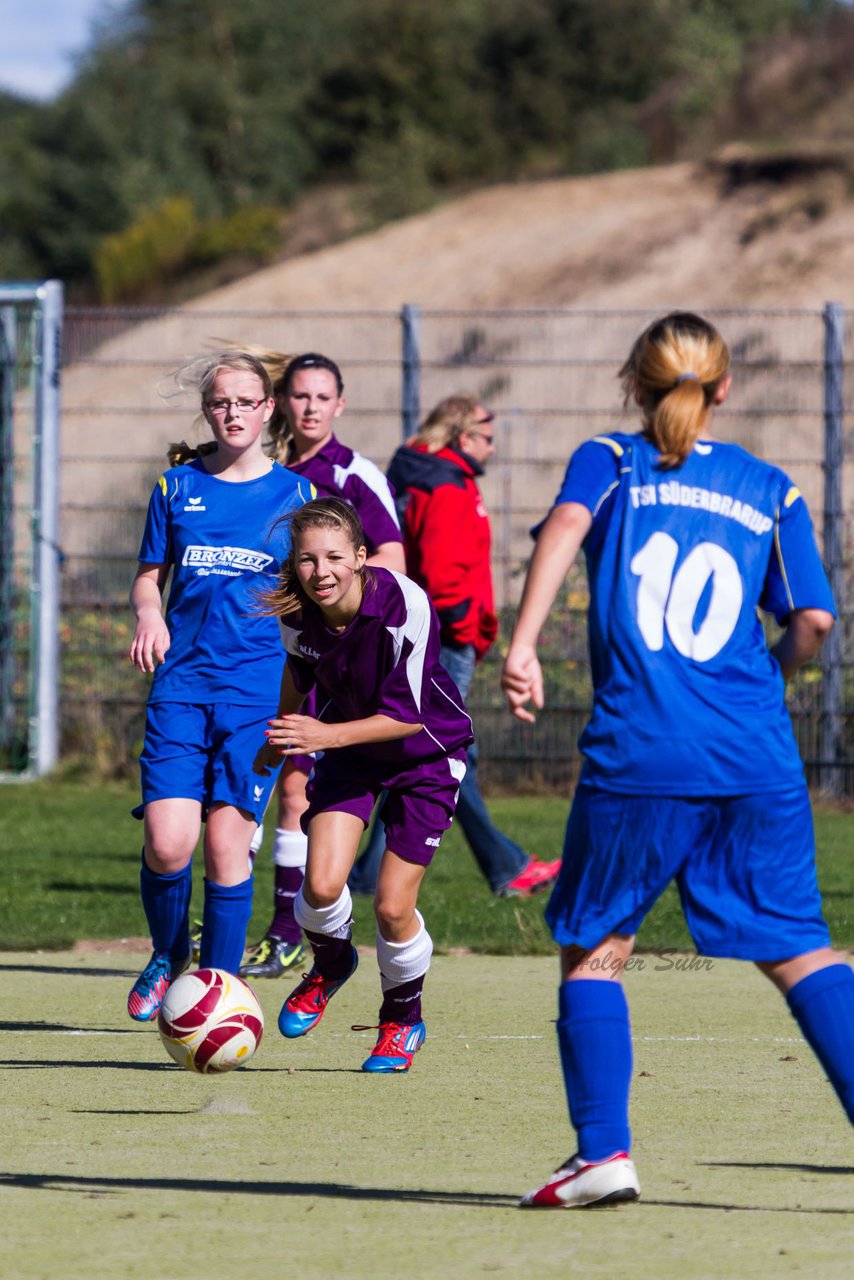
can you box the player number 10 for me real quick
[630,532,743,662]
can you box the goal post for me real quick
[0,280,63,778]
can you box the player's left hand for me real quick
[253,741,282,776]
[265,714,337,755]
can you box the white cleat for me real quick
[520,1152,640,1209]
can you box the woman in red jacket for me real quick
[354,394,561,897]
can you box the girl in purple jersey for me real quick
[254,498,471,1072]
[502,312,853,1208]
[240,352,406,983]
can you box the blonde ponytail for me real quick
[619,313,730,469]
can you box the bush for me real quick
[95,199,283,302]
[95,196,199,303]
[191,205,282,265]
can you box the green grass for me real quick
[1,780,852,954]
[0,949,851,1280]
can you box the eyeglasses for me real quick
[206,398,266,415]
[468,412,495,444]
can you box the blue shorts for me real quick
[546,784,831,961]
[303,748,467,866]
[140,702,281,823]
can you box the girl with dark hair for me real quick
[238,352,405,981]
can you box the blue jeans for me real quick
[348,642,530,895]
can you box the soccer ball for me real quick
[158,968,264,1074]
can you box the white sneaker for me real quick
[520,1152,640,1208]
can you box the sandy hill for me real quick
[189,155,854,311]
[54,154,851,596]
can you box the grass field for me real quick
[1,780,851,1278]
[1,948,851,1280]
[1,781,853,954]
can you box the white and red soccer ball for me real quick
[158,968,264,1073]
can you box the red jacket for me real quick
[387,442,499,657]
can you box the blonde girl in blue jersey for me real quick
[126,352,310,1022]
[502,311,853,1208]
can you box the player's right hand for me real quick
[501,643,544,723]
[129,610,170,673]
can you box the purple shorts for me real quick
[303,748,467,866]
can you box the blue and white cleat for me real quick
[360,1020,426,1073]
[127,950,190,1022]
[277,946,358,1038]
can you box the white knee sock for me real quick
[272,827,308,870]
[375,910,433,991]
[294,884,353,939]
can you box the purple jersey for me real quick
[280,568,473,781]
[287,435,402,557]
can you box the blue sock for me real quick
[200,876,254,974]
[557,979,633,1161]
[786,964,854,1123]
[140,854,192,963]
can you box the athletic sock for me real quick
[557,978,633,1162]
[786,963,854,1123]
[199,876,254,975]
[376,912,433,1025]
[247,822,265,871]
[268,828,306,945]
[295,885,354,980]
[378,976,424,1025]
[139,853,192,963]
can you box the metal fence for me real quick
[10,302,853,792]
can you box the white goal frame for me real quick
[0,280,63,778]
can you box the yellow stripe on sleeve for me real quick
[592,436,624,457]
[783,486,801,508]
[158,475,167,495]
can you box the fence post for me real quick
[0,307,15,751]
[30,279,63,776]
[400,304,421,440]
[820,301,844,797]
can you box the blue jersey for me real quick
[138,460,313,705]
[554,432,835,795]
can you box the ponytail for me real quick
[619,312,730,469]
[166,439,218,467]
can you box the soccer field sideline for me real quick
[1,950,851,1280]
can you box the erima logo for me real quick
[184,496,206,512]
[425,836,441,847]
[253,785,264,801]
[182,546,274,572]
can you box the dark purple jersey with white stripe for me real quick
[280,568,473,774]
[287,436,402,557]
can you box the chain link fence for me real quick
[34,305,854,793]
